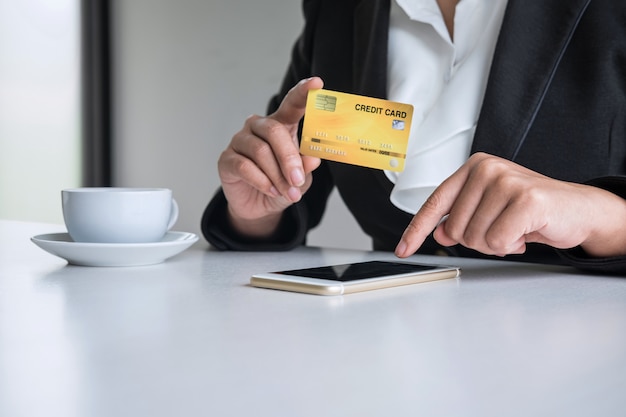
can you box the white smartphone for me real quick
[250,260,460,296]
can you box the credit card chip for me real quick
[315,94,337,112]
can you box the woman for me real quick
[202,0,626,273]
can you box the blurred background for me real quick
[0,0,369,250]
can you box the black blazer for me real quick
[203,0,626,273]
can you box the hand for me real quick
[218,77,324,237]
[395,152,626,258]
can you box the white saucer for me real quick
[31,231,199,267]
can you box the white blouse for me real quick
[385,0,508,214]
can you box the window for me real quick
[0,0,82,223]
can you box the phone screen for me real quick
[273,261,440,282]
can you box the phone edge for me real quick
[250,276,344,296]
[341,268,460,294]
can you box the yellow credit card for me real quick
[301,89,413,172]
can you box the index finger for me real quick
[394,166,470,258]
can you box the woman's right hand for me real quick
[217,77,324,238]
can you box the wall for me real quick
[111,0,370,250]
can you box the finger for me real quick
[230,122,321,203]
[435,175,486,248]
[247,116,307,200]
[252,78,323,190]
[395,166,471,258]
[218,148,281,199]
[450,161,550,255]
[439,171,512,253]
[302,155,322,175]
[230,118,307,202]
[484,194,549,254]
[242,118,293,179]
[272,77,324,125]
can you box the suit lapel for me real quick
[472,0,592,160]
[350,0,592,161]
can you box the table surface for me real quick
[1,220,626,417]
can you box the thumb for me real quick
[271,77,324,125]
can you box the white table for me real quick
[1,220,625,417]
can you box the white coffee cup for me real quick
[62,187,179,243]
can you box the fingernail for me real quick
[290,169,305,186]
[287,186,301,202]
[395,241,407,257]
[269,186,280,197]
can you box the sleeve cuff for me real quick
[200,188,308,251]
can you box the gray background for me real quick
[111,0,370,250]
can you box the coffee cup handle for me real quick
[167,198,179,230]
